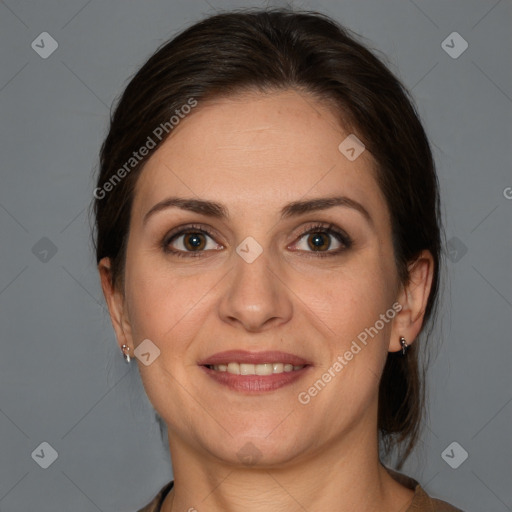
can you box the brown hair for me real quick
[93,8,443,470]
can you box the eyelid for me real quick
[162,221,352,257]
[162,223,223,256]
[163,223,219,243]
[290,222,352,255]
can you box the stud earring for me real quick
[399,336,408,356]
[121,344,131,363]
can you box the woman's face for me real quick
[108,90,408,466]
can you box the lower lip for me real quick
[200,365,311,393]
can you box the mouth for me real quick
[198,350,312,393]
[205,362,306,374]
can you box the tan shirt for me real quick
[137,467,464,511]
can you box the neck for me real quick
[162,420,414,512]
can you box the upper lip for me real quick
[198,350,311,366]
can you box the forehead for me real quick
[132,89,386,222]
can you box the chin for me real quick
[202,429,310,469]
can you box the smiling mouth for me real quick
[204,362,306,375]
[198,350,312,392]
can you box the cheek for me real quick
[306,259,394,336]
[300,264,395,413]
[123,261,208,413]
[124,256,213,345]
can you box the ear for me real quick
[98,257,134,353]
[389,250,435,352]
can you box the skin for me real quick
[99,89,434,512]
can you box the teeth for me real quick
[227,362,240,375]
[240,363,255,375]
[273,363,283,373]
[210,362,305,375]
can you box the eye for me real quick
[292,223,352,257]
[162,222,352,258]
[162,224,222,257]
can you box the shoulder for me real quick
[136,480,174,512]
[411,485,465,511]
[385,466,465,512]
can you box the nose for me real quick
[218,246,293,333]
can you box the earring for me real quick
[399,336,408,356]
[121,344,131,363]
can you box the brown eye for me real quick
[182,232,207,251]
[168,231,213,252]
[162,225,223,257]
[307,232,331,251]
[292,223,352,257]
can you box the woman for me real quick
[93,8,464,512]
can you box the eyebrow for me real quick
[143,195,373,226]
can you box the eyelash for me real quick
[161,222,353,258]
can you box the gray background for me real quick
[1,0,511,511]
